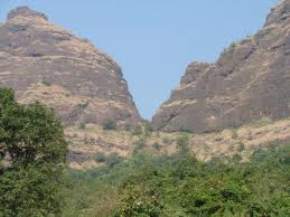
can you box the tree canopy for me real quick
[62,145,290,217]
[0,88,67,217]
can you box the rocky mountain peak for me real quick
[180,62,211,85]
[0,7,141,128]
[265,0,290,26]
[152,0,290,133]
[7,6,48,21]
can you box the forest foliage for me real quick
[0,88,289,217]
[0,88,67,217]
[63,144,290,217]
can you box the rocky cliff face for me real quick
[0,7,140,127]
[152,0,290,133]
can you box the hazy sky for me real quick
[0,0,279,119]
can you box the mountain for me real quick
[152,0,290,133]
[0,6,140,128]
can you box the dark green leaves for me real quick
[0,88,67,217]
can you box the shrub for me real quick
[132,138,145,155]
[105,153,123,168]
[143,121,153,137]
[152,142,161,151]
[231,129,238,139]
[78,102,89,109]
[113,184,163,217]
[103,120,117,130]
[78,122,86,129]
[251,117,273,127]
[95,152,106,163]
[237,142,245,152]
[176,134,190,154]
[124,124,132,131]
[162,137,171,144]
[41,80,51,86]
[132,125,143,136]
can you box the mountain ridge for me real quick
[2,3,290,169]
[152,0,290,133]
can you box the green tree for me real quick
[113,184,163,217]
[176,134,190,157]
[0,88,67,217]
[103,119,117,130]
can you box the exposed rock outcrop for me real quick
[152,0,290,133]
[0,6,141,127]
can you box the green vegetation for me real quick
[95,152,124,168]
[103,119,117,130]
[41,80,51,86]
[0,88,67,217]
[62,144,290,217]
[248,117,273,128]
[1,88,290,217]
[78,101,89,110]
[133,137,146,155]
[132,124,143,136]
[105,153,124,168]
[78,122,86,130]
[95,152,107,163]
[176,133,190,154]
[132,122,152,137]
[152,142,161,150]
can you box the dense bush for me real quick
[95,152,107,163]
[105,153,123,168]
[62,144,290,217]
[103,120,117,130]
[0,88,67,217]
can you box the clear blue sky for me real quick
[0,0,279,119]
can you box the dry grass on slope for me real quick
[66,117,290,170]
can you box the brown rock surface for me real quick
[0,6,140,127]
[152,0,290,133]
